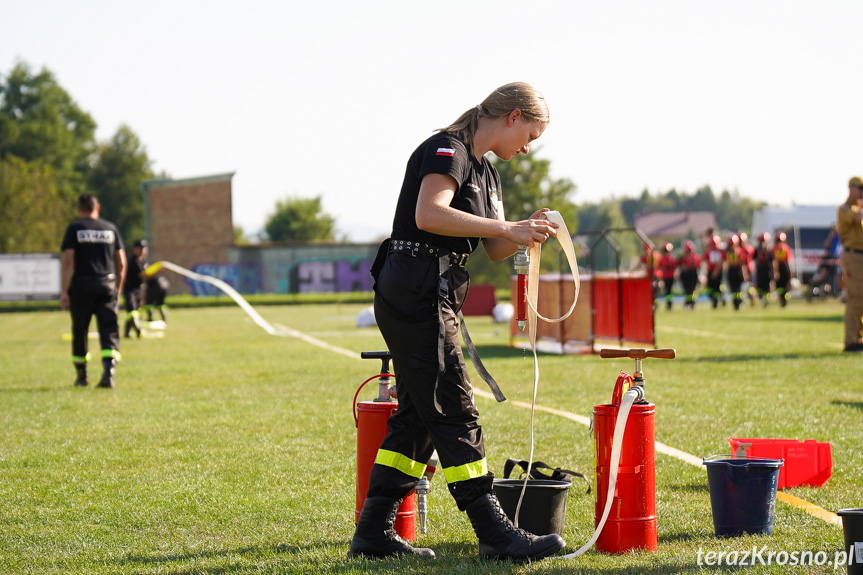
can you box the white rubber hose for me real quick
[554,387,640,560]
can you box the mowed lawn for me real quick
[0,296,859,574]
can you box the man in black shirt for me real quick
[60,194,127,388]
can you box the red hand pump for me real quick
[593,348,675,553]
[353,351,416,540]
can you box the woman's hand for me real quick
[506,209,559,248]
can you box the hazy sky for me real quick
[3,1,862,242]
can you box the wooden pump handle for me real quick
[599,348,676,359]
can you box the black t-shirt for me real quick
[125,256,145,293]
[60,218,124,278]
[390,132,502,254]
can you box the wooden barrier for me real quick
[510,272,655,354]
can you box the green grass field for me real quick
[1,297,860,574]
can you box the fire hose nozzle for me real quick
[514,246,530,332]
[415,475,430,534]
[514,245,530,273]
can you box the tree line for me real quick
[0,62,156,252]
[1,61,764,268]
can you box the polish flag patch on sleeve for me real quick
[436,148,455,157]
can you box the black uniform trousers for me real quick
[69,275,120,361]
[727,266,745,296]
[776,263,791,293]
[756,264,772,295]
[146,277,167,307]
[706,269,722,305]
[680,268,698,299]
[366,251,492,511]
[124,287,142,313]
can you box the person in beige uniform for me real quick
[837,176,863,352]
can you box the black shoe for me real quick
[97,358,116,388]
[465,492,565,562]
[74,364,88,387]
[844,344,863,352]
[347,496,435,559]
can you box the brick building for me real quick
[141,173,235,294]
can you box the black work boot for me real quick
[347,496,435,559]
[74,363,88,387]
[465,492,565,562]
[97,358,116,388]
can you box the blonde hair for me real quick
[438,82,549,148]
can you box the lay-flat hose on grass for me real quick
[144,261,358,360]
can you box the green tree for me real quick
[616,185,763,236]
[574,199,635,271]
[578,199,628,233]
[715,189,762,233]
[492,150,578,226]
[0,156,68,252]
[88,124,155,244]
[234,225,251,245]
[689,185,719,213]
[264,195,336,242]
[467,150,578,287]
[0,62,96,203]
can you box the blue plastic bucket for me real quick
[703,455,783,537]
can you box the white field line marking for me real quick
[473,388,841,527]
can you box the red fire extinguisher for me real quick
[593,348,675,554]
[353,351,415,541]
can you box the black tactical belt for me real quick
[389,240,469,267]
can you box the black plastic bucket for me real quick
[703,455,783,537]
[492,478,571,535]
[838,508,863,575]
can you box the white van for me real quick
[750,205,835,284]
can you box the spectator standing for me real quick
[837,176,863,351]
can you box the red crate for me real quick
[728,438,832,489]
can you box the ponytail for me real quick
[438,82,549,148]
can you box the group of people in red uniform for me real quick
[648,230,794,310]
